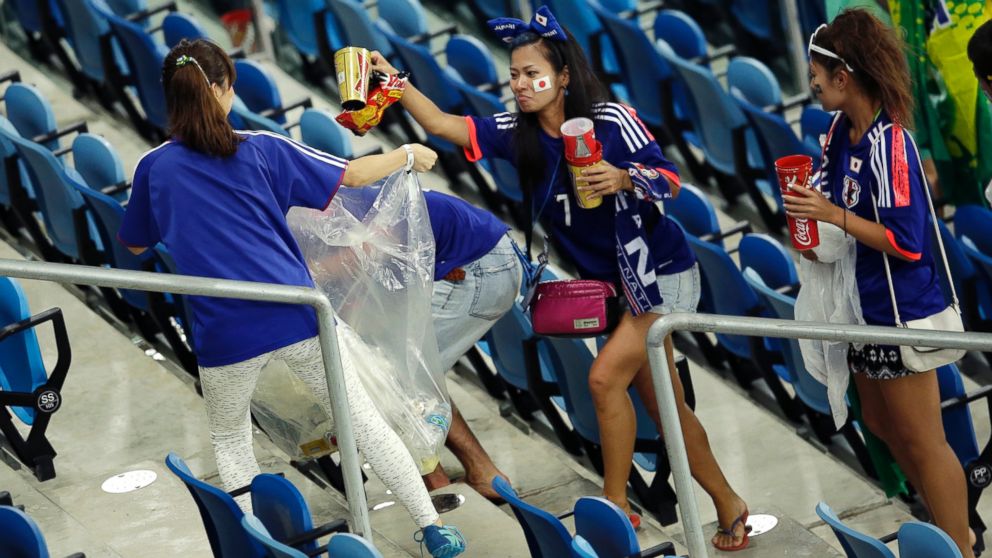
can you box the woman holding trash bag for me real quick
[370,6,749,550]
[118,39,466,558]
[784,10,973,556]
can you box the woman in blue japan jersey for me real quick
[117,39,467,557]
[784,11,973,556]
[369,8,749,549]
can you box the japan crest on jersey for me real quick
[842,176,861,208]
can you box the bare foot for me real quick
[465,467,509,502]
[711,495,749,550]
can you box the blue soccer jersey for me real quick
[820,111,946,325]
[118,131,348,367]
[463,102,694,283]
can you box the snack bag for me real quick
[335,71,409,136]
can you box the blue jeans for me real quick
[432,235,523,371]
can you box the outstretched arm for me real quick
[342,144,438,186]
[369,51,470,147]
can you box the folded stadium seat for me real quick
[271,0,345,83]
[733,95,821,230]
[483,297,584,455]
[378,0,456,56]
[298,108,383,159]
[147,245,199,374]
[6,0,83,92]
[898,522,964,558]
[445,35,504,96]
[70,133,129,202]
[587,2,708,183]
[816,501,897,558]
[654,9,736,73]
[98,5,173,140]
[53,0,148,125]
[3,82,87,157]
[166,453,348,558]
[492,477,677,557]
[800,105,832,155]
[571,536,597,558]
[935,220,992,367]
[742,267,877,476]
[230,95,292,136]
[0,505,85,557]
[249,474,350,556]
[573,497,676,558]
[954,206,992,363]
[0,116,55,259]
[541,333,688,525]
[0,276,72,481]
[687,234,775,390]
[380,26,505,206]
[466,0,523,21]
[242,515,382,558]
[656,39,784,230]
[162,11,210,47]
[726,0,786,58]
[233,59,313,127]
[527,0,626,100]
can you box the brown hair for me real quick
[162,39,240,157]
[810,8,914,128]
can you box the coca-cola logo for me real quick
[794,218,814,247]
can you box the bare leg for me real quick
[589,311,746,546]
[423,463,451,491]
[441,405,508,500]
[864,371,973,558]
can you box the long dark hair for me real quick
[162,39,240,157]
[809,8,914,128]
[509,29,608,197]
[968,19,992,85]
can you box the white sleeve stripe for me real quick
[870,144,887,207]
[240,130,348,169]
[133,140,173,170]
[594,106,649,149]
[599,104,650,145]
[593,115,637,152]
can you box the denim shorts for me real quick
[432,235,523,371]
[647,263,701,315]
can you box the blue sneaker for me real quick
[415,524,466,558]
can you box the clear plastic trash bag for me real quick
[280,170,449,473]
[251,360,338,460]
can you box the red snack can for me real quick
[775,154,820,250]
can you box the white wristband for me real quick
[402,144,414,173]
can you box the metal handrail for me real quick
[0,258,373,539]
[646,312,992,557]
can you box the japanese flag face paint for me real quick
[533,75,552,92]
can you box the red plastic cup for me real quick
[561,118,603,209]
[775,154,820,250]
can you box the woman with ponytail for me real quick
[371,6,749,550]
[119,39,466,558]
[785,10,974,556]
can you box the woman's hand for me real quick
[577,161,633,200]
[781,186,842,225]
[369,51,399,76]
[408,144,438,172]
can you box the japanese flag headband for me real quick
[487,5,567,44]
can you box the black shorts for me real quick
[847,343,918,380]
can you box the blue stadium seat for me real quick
[540,0,624,98]
[897,522,963,558]
[162,11,210,47]
[101,7,170,137]
[241,515,308,558]
[491,476,577,557]
[272,0,344,77]
[71,133,129,201]
[936,219,991,336]
[653,10,707,64]
[325,0,393,59]
[574,497,675,558]
[663,183,725,248]
[379,0,456,50]
[233,59,286,124]
[800,105,832,155]
[299,108,353,158]
[0,505,77,557]
[466,0,522,21]
[230,96,291,136]
[0,276,71,481]
[657,40,782,229]
[727,56,781,109]
[166,452,268,558]
[572,536,598,558]
[249,473,350,557]
[816,501,896,558]
[0,116,54,261]
[727,0,783,55]
[4,82,63,153]
[445,35,501,94]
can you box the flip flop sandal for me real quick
[713,509,751,552]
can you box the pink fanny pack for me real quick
[529,279,620,338]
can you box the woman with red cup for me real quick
[783,9,974,556]
[369,5,750,550]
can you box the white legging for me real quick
[198,336,439,528]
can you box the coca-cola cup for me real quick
[561,117,603,209]
[775,154,820,250]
